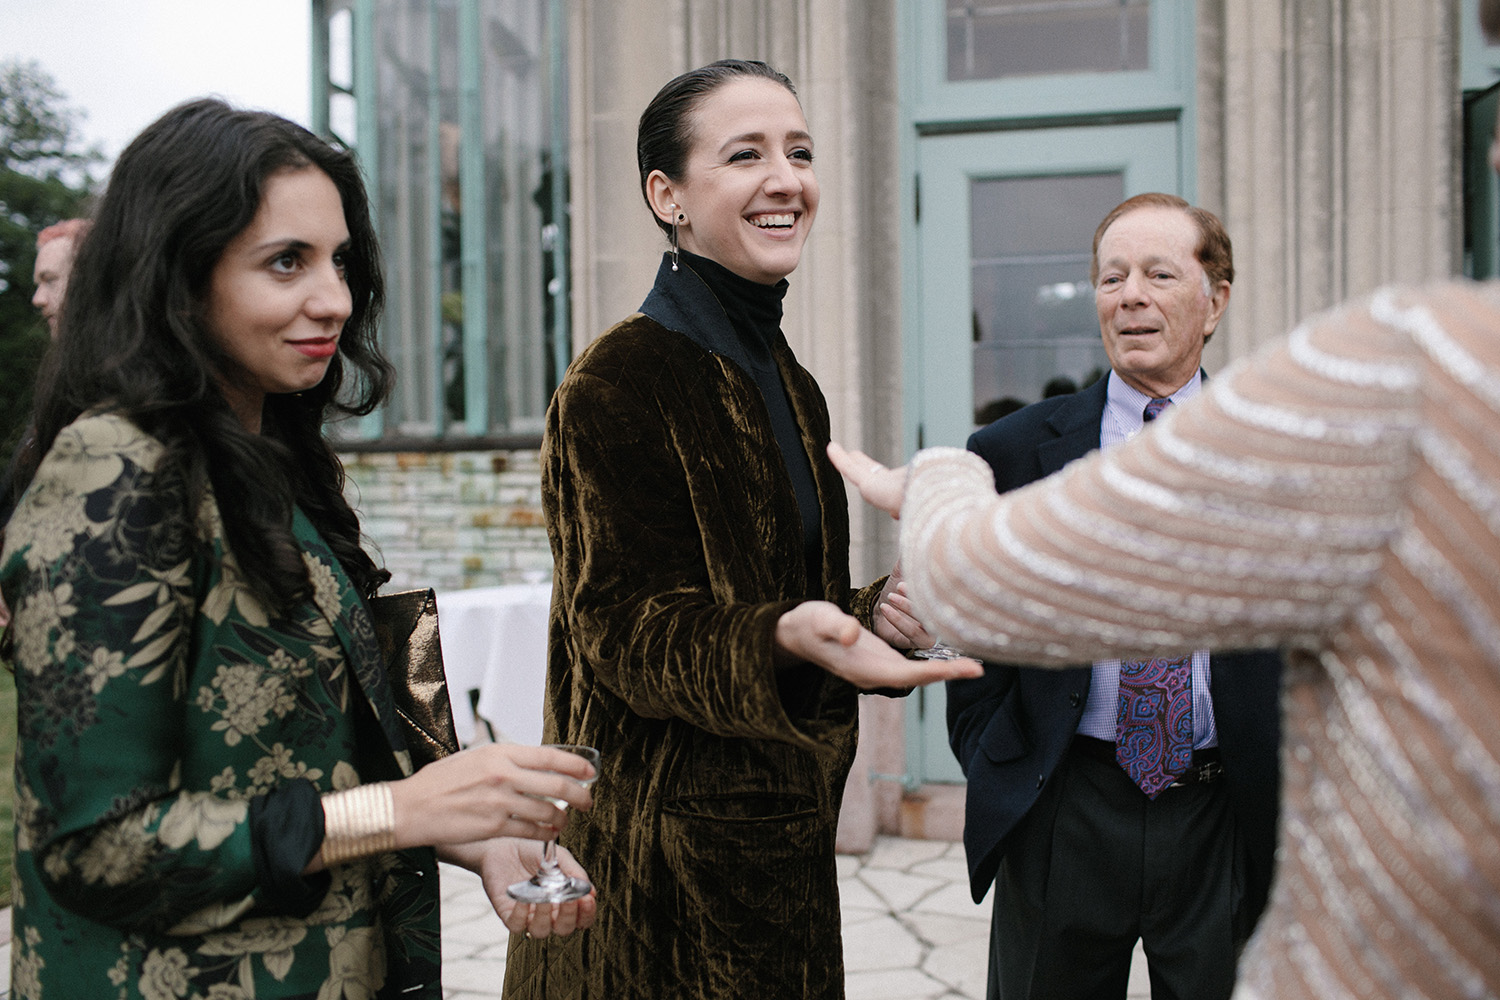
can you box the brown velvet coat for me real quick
[503,261,880,1000]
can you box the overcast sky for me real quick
[3,0,312,172]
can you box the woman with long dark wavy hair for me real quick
[0,98,595,1000]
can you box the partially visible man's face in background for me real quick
[32,235,78,338]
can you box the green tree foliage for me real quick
[0,59,102,458]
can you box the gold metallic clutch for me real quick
[367,588,460,767]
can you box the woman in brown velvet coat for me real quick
[502,61,979,1000]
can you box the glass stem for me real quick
[534,836,563,886]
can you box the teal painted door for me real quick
[907,122,1180,784]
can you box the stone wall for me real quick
[1208,0,1459,363]
[341,449,553,592]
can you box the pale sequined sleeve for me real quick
[899,285,1451,665]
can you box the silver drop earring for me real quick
[670,205,683,271]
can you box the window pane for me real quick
[372,0,454,437]
[947,0,1150,82]
[340,0,568,439]
[969,172,1122,423]
[328,7,354,92]
[480,0,558,434]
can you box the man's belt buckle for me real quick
[1170,759,1224,787]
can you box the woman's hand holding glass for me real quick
[507,745,601,903]
[385,743,595,850]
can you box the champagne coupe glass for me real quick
[507,744,601,904]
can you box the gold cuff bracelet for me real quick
[320,782,396,865]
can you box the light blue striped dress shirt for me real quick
[1074,370,1219,750]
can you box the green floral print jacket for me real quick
[0,412,441,1000]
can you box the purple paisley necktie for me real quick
[1114,397,1192,798]
[1115,655,1194,798]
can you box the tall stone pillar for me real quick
[1204,0,1460,364]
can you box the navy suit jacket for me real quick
[948,374,1283,929]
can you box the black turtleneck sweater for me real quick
[639,250,823,587]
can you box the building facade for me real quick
[314,0,1500,847]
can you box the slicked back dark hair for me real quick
[636,59,798,236]
[22,98,393,607]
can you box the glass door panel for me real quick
[970,171,1123,424]
[906,120,1179,785]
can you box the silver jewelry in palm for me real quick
[913,639,964,660]
[507,744,600,904]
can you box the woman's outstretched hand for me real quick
[827,442,906,518]
[775,600,981,688]
[438,837,597,938]
[480,838,596,938]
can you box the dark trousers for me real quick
[987,741,1244,1000]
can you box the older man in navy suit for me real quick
[951,193,1282,1000]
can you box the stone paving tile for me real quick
[443,914,512,949]
[909,852,971,884]
[845,967,969,1000]
[841,912,928,972]
[922,932,991,998]
[441,955,509,998]
[437,861,510,996]
[903,911,993,946]
[864,835,953,870]
[911,879,990,920]
[858,866,948,913]
[441,894,500,926]
[839,873,890,915]
[440,863,490,902]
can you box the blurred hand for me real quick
[827,442,906,518]
[775,600,980,689]
[871,565,935,650]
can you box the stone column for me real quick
[1205,0,1459,367]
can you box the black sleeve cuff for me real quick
[250,778,332,917]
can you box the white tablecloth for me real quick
[436,583,552,747]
